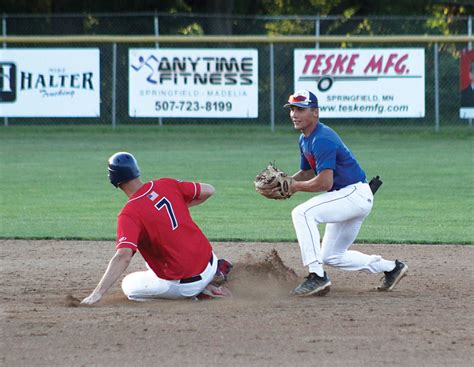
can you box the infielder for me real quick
[284,90,407,296]
[81,152,232,304]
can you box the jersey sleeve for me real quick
[314,138,337,172]
[177,180,201,203]
[116,214,141,252]
[299,138,311,171]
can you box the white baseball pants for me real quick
[291,182,395,276]
[121,253,218,301]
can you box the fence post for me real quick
[469,15,472,51]
[111,43,117,129]
[315,15,320,49]
[270,43,275,132]
[154,13,163,126]
[2,14,8,127]
[434,42,440,132]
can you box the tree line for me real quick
[3,0,473,17]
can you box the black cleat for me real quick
[292,272,331,297]
[378,260,408,291]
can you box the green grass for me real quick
[1,125,473,244]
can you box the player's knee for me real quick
[291,206,305,222]
[292,206,321,225]
[121,273,135,298]
[321,253,342,266]
[121,272,148,300]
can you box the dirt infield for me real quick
[1,240,473,366]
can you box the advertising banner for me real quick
[0,49,100,117]
[129,48,258,118]
[460,49,474,119]
[293,48,425,118]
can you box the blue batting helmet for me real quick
[107,152,141,188]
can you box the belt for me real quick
[179,255,213,284]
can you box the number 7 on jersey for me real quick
[154,197,178,230]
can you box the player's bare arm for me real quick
[291,169,333,193]
[188,183,215,207]
[292,169,315,182]
[81,248,134,305]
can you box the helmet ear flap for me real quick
[107,152,141,187]
[107,167,121,188]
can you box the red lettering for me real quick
[364,55,383,73]
[394,54,408,74]
[384,54,398,73]
[311,54,325,73]
[321,54,334,74]
[302,55,316,73]
[303,53,361,75]
[346,54,359,74]
[331,55,348,74]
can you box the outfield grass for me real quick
[0,125,473,244]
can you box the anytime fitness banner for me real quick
[0,49,100,117]
[293,48,425,118]
[129,48,258,118]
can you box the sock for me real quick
[381,260,396,272]
[308,262,325,277]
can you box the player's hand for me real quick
[254,163,293,200]
[81,292,102,305]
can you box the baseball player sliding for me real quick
[256,90,407,296]
[81,152,232,304]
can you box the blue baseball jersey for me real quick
[299,122,366,191]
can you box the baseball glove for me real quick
[254,163,293,200]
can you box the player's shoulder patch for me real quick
[147,191,159,201]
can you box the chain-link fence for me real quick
[1,13,473,129]
[4,13,473,37]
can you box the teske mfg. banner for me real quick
[293,48,425,118]
[129,48,258,118]
[0,49,100,117]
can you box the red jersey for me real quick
[115,179,212,280]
